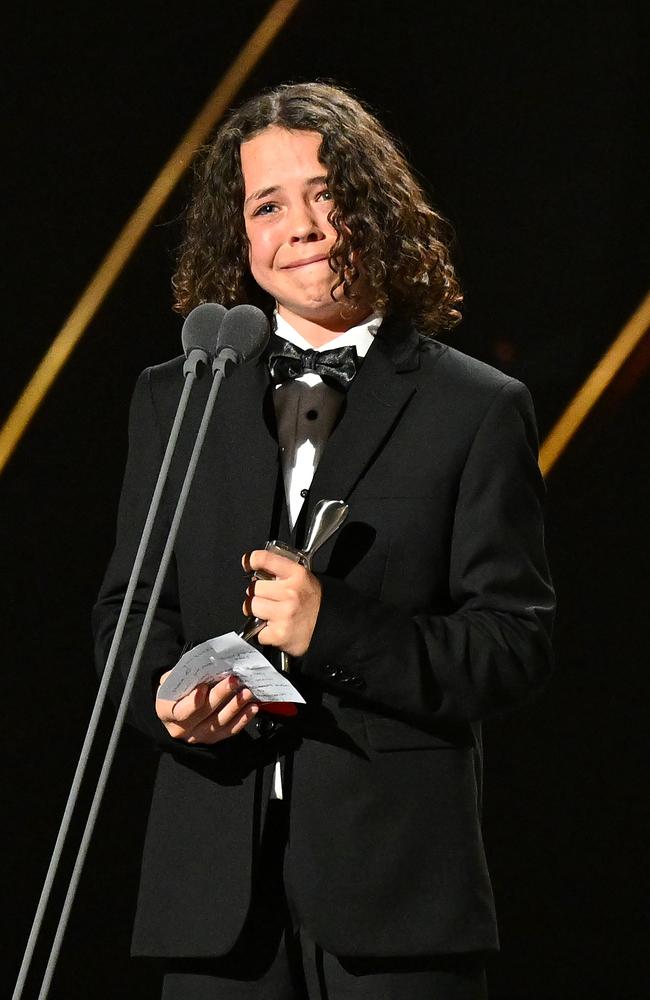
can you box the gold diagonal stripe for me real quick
[540,290,650,476]
[0,0,301,475]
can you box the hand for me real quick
[242,550,322,657]
[155,672,258,745]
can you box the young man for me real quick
[94,82,555,999]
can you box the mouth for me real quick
[282,254,330,270]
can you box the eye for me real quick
[253,202,277,217]
[315,189,332,202]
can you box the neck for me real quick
[277,304,373,347]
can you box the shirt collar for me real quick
[273,311,383,358]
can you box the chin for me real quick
[301,304,348,324]
[284,295,339,317]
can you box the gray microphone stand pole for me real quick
[11,343,215,1000]
[32,346,240,1000]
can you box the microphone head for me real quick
[216,304,270,365]
[181,302,227,359]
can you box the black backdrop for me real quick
[3,2,649,997]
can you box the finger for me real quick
[249,595,278,622]
[213,684,255,723]
[256,622,282,647]
[230,702,260,734]
[158,675,236,726]
[243,584,286,618]
[186,691,259,744]
[242,581,278,618]
[247,549,300,580]
[249,579,286,601]
[161,682,253,740]
[156,684,208,724]
[205,676,248,712]
[187,702,259,744]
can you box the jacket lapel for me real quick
[306,317,420,537]
[216,357,282,547]
[211,318,422,558]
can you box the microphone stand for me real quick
[11,347,211,1000]
[30,347,238,1000]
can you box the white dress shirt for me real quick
[268,310,382,799]
[272,310,383,529]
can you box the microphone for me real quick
[182,302,227,376]
[213,304,270,376]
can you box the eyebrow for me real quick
[244,175,329,207]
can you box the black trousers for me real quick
[161,802,488,1000]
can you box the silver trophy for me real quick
[240,499,349,673]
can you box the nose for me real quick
[288,202,325,244]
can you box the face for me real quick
[241,126,370,338]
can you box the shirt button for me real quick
[306,409,318,420]
[300,488,309,498]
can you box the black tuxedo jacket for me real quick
[93,316,555,960]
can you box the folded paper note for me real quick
[156,632,306,704]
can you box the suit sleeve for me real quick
[92,368,186,748]
[300,379,556,725]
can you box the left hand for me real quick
[242,550,322,656]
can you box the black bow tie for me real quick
[267,337,360,392]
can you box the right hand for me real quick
[155,672,259,745]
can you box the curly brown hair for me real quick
[173,81,462,334]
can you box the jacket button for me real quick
[321,664,345,680]
[256,715,278,737]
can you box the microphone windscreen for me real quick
[181,303,227,358]
[217,305,270,364]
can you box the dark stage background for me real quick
[3,2,648,997]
